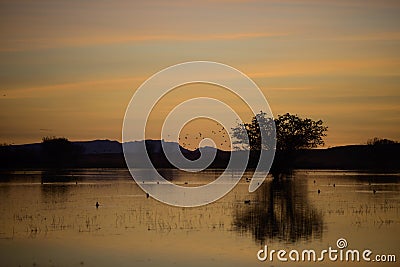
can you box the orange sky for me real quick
[1,0,399,148]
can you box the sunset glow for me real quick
[1,0,399,147]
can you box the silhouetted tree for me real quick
[0,143,12,168]
[232,112,327,177]
[275,113,327,151]
[232,111,275,151]
[367,137,398,146]
[41,136,83,168]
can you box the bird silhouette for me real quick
[318,189,321,194]
[96,202,100,208]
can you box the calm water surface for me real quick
[0,169,399,267]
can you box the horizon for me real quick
[7,137,399,151]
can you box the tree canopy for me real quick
[275,113,327,152]
[231,111,275,151]
[231,112,328,177]
[232,112,328,152]
[41,136,83,167]
[367,137,398,146]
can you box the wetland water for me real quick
[0,169,399,266]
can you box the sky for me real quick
[0,0,399,149]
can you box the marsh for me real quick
[0,169,399,267]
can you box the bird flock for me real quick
[177,122,231,150]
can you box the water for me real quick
[0,169,399,267]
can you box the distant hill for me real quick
[293,144,400,170]
[77,140,122,154]
[76,139,218,155]
[0,140,399,171]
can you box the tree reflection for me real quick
[41,169,77,183]
[233,177,323,244]
[40,170,75,204]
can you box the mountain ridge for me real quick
[1,139,399,170]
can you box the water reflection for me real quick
[1,169,399,267]
[41,184,70,204]
[41,169,78,184]
[152,168,225,186]
[233,178,323,244]
[40,170,76,204]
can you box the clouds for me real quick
[0,0,399,145]
[0,32,289,52]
